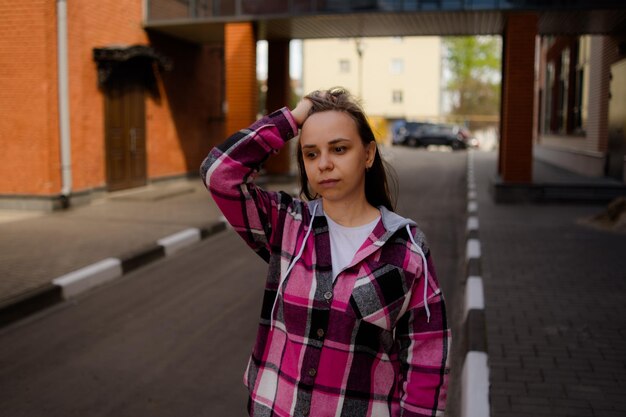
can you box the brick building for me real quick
[0,0,226,210]
[2,1,625,209]
[535,35,626,182]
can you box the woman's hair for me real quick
[296,87,397,211]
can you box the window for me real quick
[392,90,403,103]
[390,58,404,75]
[573,36,590,134]
[339,59,350,73]
[557,48,570,133]
[544,62,554,133]
[542,36,588,136]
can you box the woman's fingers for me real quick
[291,98,313,127]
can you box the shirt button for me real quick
[323,291,333,301]
[316,328,325,338]
[308,368,317,377]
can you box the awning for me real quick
[93,45,172,86]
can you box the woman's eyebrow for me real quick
[328,138,351,145]
[301,138,351,149]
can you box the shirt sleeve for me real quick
[199,107,299,262]
[394,250,451,417]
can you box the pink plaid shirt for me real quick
[201,108,450,417]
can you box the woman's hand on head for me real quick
[291,98,314,127]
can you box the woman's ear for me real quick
[365,141,376,168]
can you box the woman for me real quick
[201,88,450,417]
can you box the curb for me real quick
[461,150,490,417]
[0,220,227,328]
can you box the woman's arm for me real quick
[394,252,451,417]
[200,106,301,261]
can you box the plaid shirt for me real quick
[201,108,450,417]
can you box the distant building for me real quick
[302,37,442,123]
[536,35,626,182]
[3,1,623,211]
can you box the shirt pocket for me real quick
[349,264,414,331]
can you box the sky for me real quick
[256,40,302,80]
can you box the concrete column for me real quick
[265,40,292,175]
[225,23,257,136]
[499,13,538,183]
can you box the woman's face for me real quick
[300,110,375,205]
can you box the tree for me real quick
[443,36,501,125]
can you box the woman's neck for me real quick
[322,198,380,227]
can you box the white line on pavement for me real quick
[467,216,479,231]
[466,239,481,260]
[465,276,485,314]
[157,228,201,256]
[461,351,490,417]
[53,258,123,299]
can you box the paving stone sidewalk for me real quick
[474,152,626,417]
[0,179,221,307]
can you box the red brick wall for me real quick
[500,13,538,183]
[1,0,225,197]
[67,0,148,192]
[72,1,224,189]
[72,1,224,187]
[0,0,60,195]
[147,34,225,178]
[225,23,257,135]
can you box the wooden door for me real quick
[104,76,147,191]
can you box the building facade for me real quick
[0,0,226,210]
[302,37,441,123]
[2,1,624,211]
[535,35,626,183]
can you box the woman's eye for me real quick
[334,146,347,153]
[305,151,317,159]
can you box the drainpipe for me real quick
[57,0,72,208]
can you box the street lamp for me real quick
[355,38,364,99]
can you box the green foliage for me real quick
[289,87,301,110]
[257,80,300,115]
[443,36,502,118]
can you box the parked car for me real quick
[394,121,477,150]
[391,120,408,144]
[392,121,428,145]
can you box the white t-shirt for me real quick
[325,214,381,281]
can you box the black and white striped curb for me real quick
[461,150,490,417]
[0,220,226,328]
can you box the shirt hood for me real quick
[306,198,417,235]
[302,199,431,322]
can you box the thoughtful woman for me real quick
[201,88,450,417]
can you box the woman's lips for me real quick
[318,179,339,188]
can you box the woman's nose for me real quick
[318,153,333,171]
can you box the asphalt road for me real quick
[0,146,467,417]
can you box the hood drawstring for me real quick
[271,203,318,329]
[406,225,431,323]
